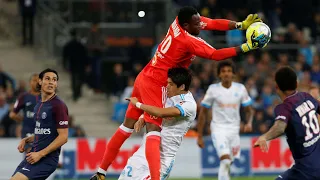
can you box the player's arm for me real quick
[18,134,35,153]
[39,103,69,157]
[39,128,68,157]
[243,106,254,131]
[254,105,289,152]
[25,134,35,143]
[241,86,254,132]
[200,14,261,31]
[126,97,181,118]
[261,120,287,141]
[9,94,25,122]
[197,106,209,140]
[141,105,181,118]
[187,35,264,61]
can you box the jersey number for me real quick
[152,35,172,66]
[302,110,320,141]
[127,166,133,177]
[160,35,172,54]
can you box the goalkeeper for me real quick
[90,6,268,180]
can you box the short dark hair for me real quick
[275,66,297,92]
[217,61,236,75]
[37,68,59,91]
[178,6,198,27]
[168,67,192,91]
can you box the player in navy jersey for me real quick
[10,74,40,152]
[11,68,69,180]
[254,66,320,180]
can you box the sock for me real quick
[145,131,161,180]
[98,124,133,175]
[218,159,231,180]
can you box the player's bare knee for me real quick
[146,122,161,132]
[220,154,231,161]
[123,117,137,129]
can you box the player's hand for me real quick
[244,123,253,133]
[237,14,262,30]
[126,97,139,106]
[26,152,44,164]
[254,136,268,153]
[197,137,205,148]
[240,34,269,53]
[134,116,145,133]
[17,138,26,153]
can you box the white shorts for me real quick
[118,157,175,180]
[118,158,151,180]
[211,130,241,160]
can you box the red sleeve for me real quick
[13,94,25,113]
[200,16,231,31]
[53,101,69,129]
[187,35,237,60]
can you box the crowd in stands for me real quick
[110,0,320,136]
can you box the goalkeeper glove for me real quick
[240,34,269,53]
[236,14,262,30]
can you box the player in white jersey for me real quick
[121,67,197,180]
[197,61,254,180]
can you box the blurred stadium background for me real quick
[0,0,320,179]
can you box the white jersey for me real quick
[201,82,252,132]
[120,91,197,180]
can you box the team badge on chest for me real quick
[42,112,47,119]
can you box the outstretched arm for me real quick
[200,14,261,31]
[187,36,240,60]
[200,16,236,31]
[197,107,208,138]
[254,119,287,152]
[261,120,287,141]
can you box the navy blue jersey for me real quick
[13,92,40,137]
[31,95,68,160]
[274,92,320,170]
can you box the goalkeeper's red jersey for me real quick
[141,16,236,84]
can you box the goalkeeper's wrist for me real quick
[136,102,143,109]
[235,22,243,29]
[240,43,251,53]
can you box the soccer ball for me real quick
[246,22,271,48]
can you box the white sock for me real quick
[97,167,107,176]
[218,159,231,180]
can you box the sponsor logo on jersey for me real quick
[200,21,207,29]
[26,111,35,118]
[59,121,68,125]
[42,112,47,119]
[34,128,51,135]
[276,115,286,120]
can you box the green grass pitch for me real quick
[67,177,275,180]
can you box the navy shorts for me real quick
[276,165,318,180]
[13,156,58,180]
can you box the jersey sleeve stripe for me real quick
[201,103,211,109]
[175,104,185,116]
[241,99,253,107]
